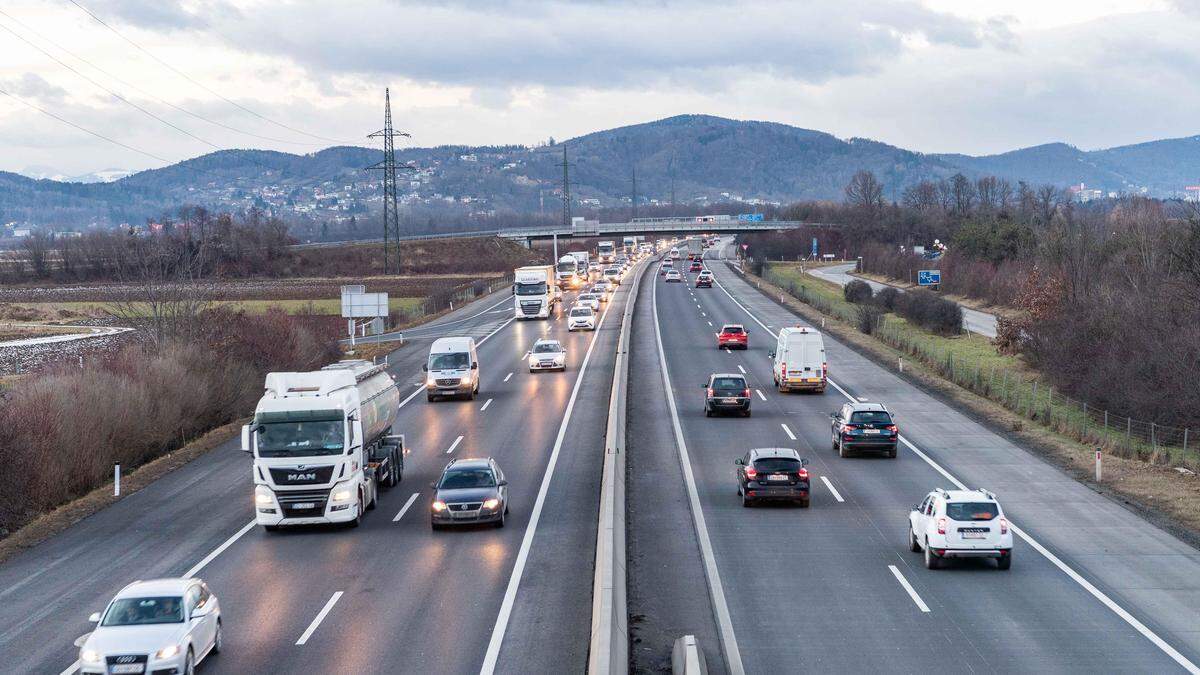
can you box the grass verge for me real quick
[741,262,1200,544]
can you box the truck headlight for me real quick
[330,483,354,503]
[155,645,180,660]
[254,487,274,505]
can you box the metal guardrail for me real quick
[587,256,648,675]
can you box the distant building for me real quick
[13,228,32,237]
[1186,186,1200,202]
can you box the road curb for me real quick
[672,635,708,675]
[587,258,649,675]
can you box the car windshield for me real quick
[605,268,619,274]
[722,326,744,334]
[533,342,561,353]
[430,352,470,370]
[571,308,592,317]
[946,502,999,521]
[753,458,802,472]
[439,468,496,489]
[850,411,892,424]
[102,596,184,626]
[257,419,344,457]
[712,377,746,389]
[579,294,596,301]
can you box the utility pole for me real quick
[631,165,638,221]
[367,88,410,275]
[557,143,572,262]
[669,151,677,216]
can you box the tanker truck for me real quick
[242,359,404,530]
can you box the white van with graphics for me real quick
[770,326,827,393]
[425,336,480,401]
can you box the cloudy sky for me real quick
[1,0,1198,176]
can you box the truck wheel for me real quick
[263,525,280,533]
[366,489,377,510]
[347,503,362,528]
[391,451,403,485]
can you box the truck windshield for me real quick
[257,420,344,457]
[556,262,576,273]
[515,281,548,295]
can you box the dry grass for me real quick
[742,266,1200,544]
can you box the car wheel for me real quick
[495,510,506,528]
[263,525,280,533]
[831,432,838,451]
[924,541,939,570]
[183,648,195,675]
[741,492,753,507]
[997,553,1012,570]
[705,408,712,417]
[213,619,223,654]
[908,526,921,552]
[838,439,849,458]
[431,521,443,531]
[427,393,436,402]
[888,446,897,459]
[798,498,810,508]
[743,409,751,417]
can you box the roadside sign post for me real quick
[114,464,120,496]
[917,269,942,290]
[341,284,389,345]
[1096,449,1102,482]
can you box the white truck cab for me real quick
[425,336,480,401]
[770,326,826,393]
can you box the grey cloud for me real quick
[86,0,237,31]
[2,73,68,104]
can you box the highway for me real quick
[0,273,637,675]
[809,262,998,337]
[624,241,1200,672]
[3,241,1200,675]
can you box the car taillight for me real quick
[999,517,1009,535]
[936,517,947,535]
[742,389,750,397]
[781,361,787,376]
[884,425,897,433]
[822,362,828,376]
[797,468,809,480]
[843,424,857,432]
[745,467,758,480]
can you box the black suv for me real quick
[830,402,898,458]
[734,448,810,507]
[703,373,751,417]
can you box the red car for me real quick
[716,323,748,349]
[689,260,703,273]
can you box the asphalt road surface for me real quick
[0,273,636,675]
[623,241,1200,673]
[809,262,998,338]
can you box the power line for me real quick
[65,0,356,145]
[0,85,172,164]
[0,8,326,147]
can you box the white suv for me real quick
[908,488,1013,570]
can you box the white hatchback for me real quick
[79,578,221,675]
[575,293,601,311]
[909,488,1013,570]
[568,306,597,331]
[528,338,567,371]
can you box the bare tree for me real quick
[20,229,53,279]
[950,173,976,218]
[844,170,885,214]
[106,234,215,346]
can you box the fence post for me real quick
[1126,417,1131,443]
[1030,381,1038,418]
[1081,402,1088,441]
[1151,423,1157,451]
[1185,428,1189,454]
[1002,370,1009,405]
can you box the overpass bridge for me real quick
[497,218,838,244]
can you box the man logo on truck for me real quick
[288,472,317,482]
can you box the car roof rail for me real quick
[977,488,997,500]
[933,487,950,498]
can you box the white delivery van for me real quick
[425,336,480,401]
[770,326,827,393]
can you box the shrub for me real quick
[874,287,900,311]
[893,289,963,335]
[856,304,884,335]
[843,279,874,304]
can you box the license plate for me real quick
[864,429,881,434]
[292,502,316,510]
[540,361,553,367]
[452,511,476,519]
[723,398,738,404]
[806,378,820,383]
[963,532,986,539]
[768,474,789,481]
[111,666,144,674]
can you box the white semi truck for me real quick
[597,240,616,264]
[687,236,704,261]
[556,255,580,289]
[514,265,560,318]
[622,236,637,255]
[244,360,403,530]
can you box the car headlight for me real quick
[483,498,500,510]
[431,500,447,512]
[330,482,354,502]
[80,649,101,664]
[155,645,180,660]
[426,375,436,386]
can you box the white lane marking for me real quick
[477,317,516,346]
[651,273,745,675]
[183,520,257,579]
[755,389,766,401]
[393,492,420,522]
[504,372,513,383]
[820,476,844,503]
[701,312,707,317]
[59,661,80,675]
[480,262,628,675]
[398,383,424,410]
[857,396,869,402]
[715,270,1200,674]
[736,365,746,375]
[480,398,493,412]
[707,321,713,327]
[888,565,930,613]
[296,591,343,645]
[445,435,464,454]
[781,423,796,441]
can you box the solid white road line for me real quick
[780,423,796,441]
[755,389,767,401]
[651,276,745,675]
[296,591,343,645]
[398,383,424,410]
[479,267,624,675]
[445,435,464,454]
[888,565,930,613]
[820,476,844,503]
[393,492,420,522]
[480,398,493,411]
[736,365,746,374]
[714,268,1200,674]
[183,520,257,579]
[504,372,513,382]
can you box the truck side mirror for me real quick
[422,364,428,372]
[241,424,252,453]
[471,362,478,370]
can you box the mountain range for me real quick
[3,115,1198,230]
